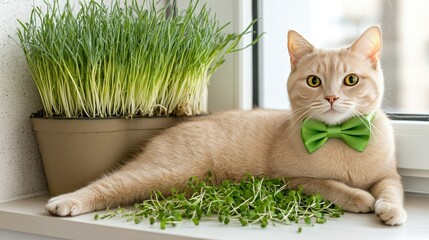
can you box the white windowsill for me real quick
[0,194,428,240]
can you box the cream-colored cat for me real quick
[46,26,406,226]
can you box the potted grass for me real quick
[17,0,257,195]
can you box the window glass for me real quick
[259,0,429,114]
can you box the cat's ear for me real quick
[350,26,382,67]
[287,30,314,69]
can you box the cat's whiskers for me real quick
[353,113,381,142]
[380,96,399,116]
[351,110,375,136]
[354,106,381,135]
[281,102,327,139]
[304,104,329,125]
[352,106,386,140]
[308,108,324,121]
[282,107,314,137]
[280,105,310,124]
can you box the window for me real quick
[255,0,429,193]
[257,0,429,114]
[178,0,429,193]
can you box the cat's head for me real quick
[286,26,383,125]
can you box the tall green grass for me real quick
[18,0,257,118]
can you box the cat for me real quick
[46,26,407,226]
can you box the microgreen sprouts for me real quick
[18,0,258,118]
[95,174,343,229]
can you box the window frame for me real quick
[254,0,429,194]
[178,0,429,194]
[392,120,429,193]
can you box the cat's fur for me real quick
[46,26,407,226]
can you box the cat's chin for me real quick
[311,110,353,126]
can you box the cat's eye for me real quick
[344,74,359,86]
[307,75,321,88]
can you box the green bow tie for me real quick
[301,114,375,153]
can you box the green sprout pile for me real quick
[95,174,343,229]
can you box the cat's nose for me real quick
[324,95,339,105]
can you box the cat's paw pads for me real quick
[375,200,407,226]
[46,194,86,216]
[342,191,375,213]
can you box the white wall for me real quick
[0,0,49,202]
[258,0,312,110]
[176,0,253,112]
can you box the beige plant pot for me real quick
[31,116,185,196]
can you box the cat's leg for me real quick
[288,177,375,213]
[46,159,209,216]
[370,175,407,226]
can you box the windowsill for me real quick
[0,194,428,240]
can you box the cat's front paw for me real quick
[375,200,407,226]
[342,190,375,213]
[46,193,88,216]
